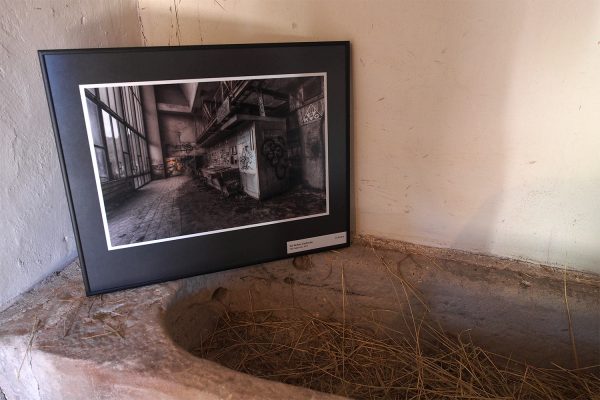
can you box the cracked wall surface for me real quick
[0,0,141,310]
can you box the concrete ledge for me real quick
[0,263,342,400]
[1,237,598,399]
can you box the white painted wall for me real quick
[138,0,600,273]
[0,0,141,310]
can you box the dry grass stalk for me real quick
[194,245,599,399]
[563,265,580,369]
[194,309,599,399]
[17,318,40,380]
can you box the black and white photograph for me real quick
[81,73,329,250]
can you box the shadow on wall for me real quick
[486,177,600,269]
[421,1,523,256]
[345,0,525,257]
[448,2,600,263]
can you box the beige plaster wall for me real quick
[138,0,600,273]
[0,0,141,310]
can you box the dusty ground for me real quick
[106,175,326,246]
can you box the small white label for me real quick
[287,232,347,254]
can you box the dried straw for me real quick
[194,309,599,399]
[193,251,599,399]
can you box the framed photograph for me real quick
[39,42,350,295]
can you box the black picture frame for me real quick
[39,42,350,296]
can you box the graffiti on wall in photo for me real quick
[298,98,325,126]
[239,145,256,173]
[261,136,289,180]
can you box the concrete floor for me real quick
[106,175,326,247]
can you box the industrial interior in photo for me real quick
[82,74,328,248]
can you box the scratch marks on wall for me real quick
[171,0,182,45]
[214,0,226,12]
[136,0,148,46]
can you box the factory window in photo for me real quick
[80,74,329,250]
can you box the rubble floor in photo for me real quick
[106,175,326,246]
